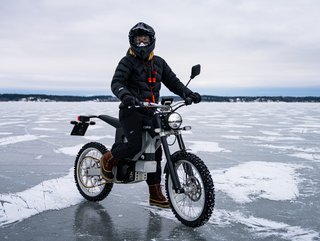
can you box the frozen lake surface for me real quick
[0,102,319,240]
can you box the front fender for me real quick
[163,150,187,174]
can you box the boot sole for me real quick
[149,199,170,208]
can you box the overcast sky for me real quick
[1,0,319,96]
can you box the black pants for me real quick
[111,108,162,185]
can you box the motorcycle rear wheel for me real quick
[165,151,214,227]
[74,142,113,201]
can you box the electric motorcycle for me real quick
[70,65,215,227]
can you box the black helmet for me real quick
[129,22,156,60]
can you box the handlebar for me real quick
[140,102,169,108]
[144,100,188,108]
[128,100,189,112]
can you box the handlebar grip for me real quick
[127,102,145,109]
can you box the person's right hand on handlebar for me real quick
[184,92,202,105]
[121,95,141,107]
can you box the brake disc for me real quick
[185,176,202,201]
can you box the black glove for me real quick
[188,92,202,104]
[184,97,193,105]
[121,95,140,107]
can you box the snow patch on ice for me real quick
[211,161,304,203]
[297,123,320,128]
[228,130,242,133]
[141,204,319,241]
[54,144,85,156]
[221,135,241,140]
[206,123,252,128]
[290,153,320,162]
[0,121,25,126]
[258,144,320,162]
[244,135,304,141]
[211,209,319,241]
[0,132,12,135]
[258,144,320,153]
[35,120,59,124]
[259,130,283,136]
[0,168,83,226]
[0,135,41,146]
[288,127,309,133]
[32,127,57,131]
[186,141,231,153]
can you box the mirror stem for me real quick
[186,78,192,87]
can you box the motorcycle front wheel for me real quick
[74,142,113,201]
[165,151,215,227]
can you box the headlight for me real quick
[167,112,182,129]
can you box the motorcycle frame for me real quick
[71,105,187,193]
[115,112,185,192]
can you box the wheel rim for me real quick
[168,160,205,221]
[77,147,106,197]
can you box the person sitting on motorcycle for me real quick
[100,22,201,208]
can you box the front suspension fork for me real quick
[176,133,194,176]
[176,133,186,150]
[160,135,184,193]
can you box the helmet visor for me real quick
[134,35,151,47]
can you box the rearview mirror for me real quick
[190,64,201,79]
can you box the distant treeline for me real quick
[0,93,320,102]
[0,94,118,102]
[201,95,320,102]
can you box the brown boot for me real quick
[100,151,117,181]
[148,184,170,208]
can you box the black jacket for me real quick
[111,51,192,104]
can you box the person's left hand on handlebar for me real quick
[188,92,202,104]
